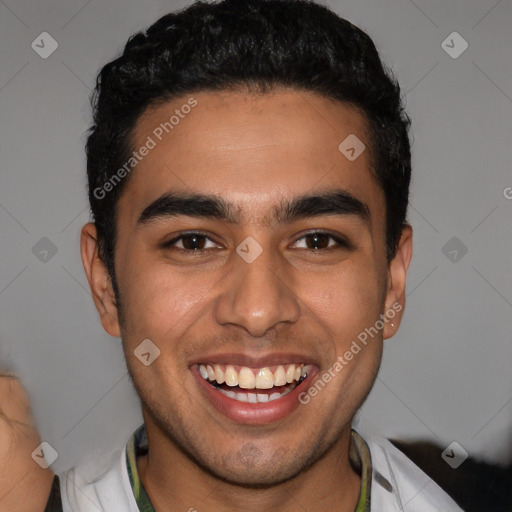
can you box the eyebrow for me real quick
[137,189,371,227]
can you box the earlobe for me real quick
[383,224,413,339]
[80,223,121,337]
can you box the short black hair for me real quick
[86,0,411,291]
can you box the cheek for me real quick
[300,260,383,336]
[117,258,213,342]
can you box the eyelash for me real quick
[162,231,351,254]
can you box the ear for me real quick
[383,224,413,340]
[80,223,121,337]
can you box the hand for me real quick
[0,371,54,512]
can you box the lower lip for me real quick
[192,367,317,425]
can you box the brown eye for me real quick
[304,233,330,250]
[180,234,207,250]
[163,233,219,252]
[292,232,349,251]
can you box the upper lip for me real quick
[189,352,320,368]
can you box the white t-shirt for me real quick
[58,426,464,511]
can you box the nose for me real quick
[213,246,301,338]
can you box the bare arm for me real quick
[0,372,54,512]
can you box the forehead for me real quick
[120,89,384,227]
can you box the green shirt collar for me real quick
[126,424,372,512]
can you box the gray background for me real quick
[0,0,511,474]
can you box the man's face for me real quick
[86,89,409,486]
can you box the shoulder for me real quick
[360,432,465,511]
[58,444,138,512]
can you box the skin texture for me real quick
[81,89,413,512]
[0,373,54,512]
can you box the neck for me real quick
[137,421,361,512]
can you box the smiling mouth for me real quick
[197,363,313,403]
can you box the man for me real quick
[1,0,464,510]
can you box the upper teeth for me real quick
[199,363,311,389]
